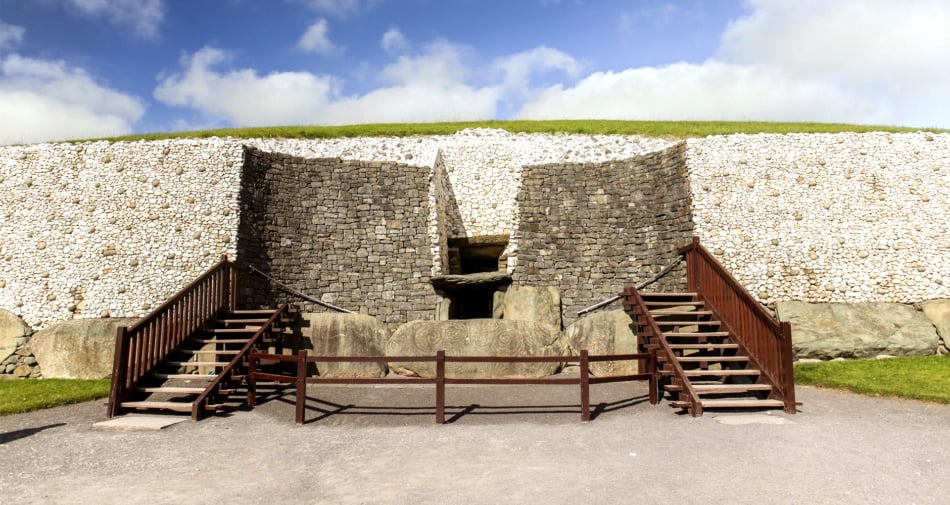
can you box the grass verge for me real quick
[102,119,943,143]
[795,355,950,404]
[0,379,111,416]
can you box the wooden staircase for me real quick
[116,308,297,418]
[622,238,796,417]
[107,256,301,420]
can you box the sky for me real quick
[0,0,948,145]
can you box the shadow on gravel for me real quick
[254,386,652,424]
[0,423,66,445]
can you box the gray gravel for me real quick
[1,383,948,505]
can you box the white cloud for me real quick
[517,0,950,127]
[58,0,165,39]
[154,43,499,127]
[0,55,144,144]
[716,0,950,126]
[517,62,888,123]
[493,46,582,94]
[154,47,338,126]
[296,0,375,17]
[0,20,25,51]
[297,18,339,54]
[381,28,408,55]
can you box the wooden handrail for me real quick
[624,286,703,416]
[191,303,290,420]
[678,237,781,333]
[678,236,796,414]
[107,256,235,418]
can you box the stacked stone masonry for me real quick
[1,129,949,336]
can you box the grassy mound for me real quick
[103,119,943,143]
[0,379,111,415]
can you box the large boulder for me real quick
[775,302,938,360]
[387,319,564,378]
[303,313,388,378]
[498,286,562,329]
[563,310,639,376]
[920,300,950,354]
[29,318,137,378]
[1,309,32,361]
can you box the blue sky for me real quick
[0,0,948,144]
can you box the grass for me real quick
[795,355,950,404]
[0,379,111,416]
[99,119,944,143]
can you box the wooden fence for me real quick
[248,351,655,424]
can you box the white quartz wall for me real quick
[0,138,245,328]
[2,130,948,329]
[687,132,950,305]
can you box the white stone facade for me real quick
[688,132,950,305]
[1,130,948,329]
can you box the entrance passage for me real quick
[436,236,510,319]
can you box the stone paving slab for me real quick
[92,414,187,431]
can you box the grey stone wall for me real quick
[513,142,693,327]
[237,148,439,330]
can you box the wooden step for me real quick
[675,356,749,363]
[230,309,280,316]
[644,301,704,307]
[167,361,231,367]
[177,349,241,355]
[682,369,762,377]
[640,292,698,297]
[190,338,252,345]
[135,386,207,394]
[666,384,773,394]
[152,373,215,380]
[672,399,786,409]
[120,401,193,412]
[217,318,271,325]
[650,310,714,316]
[203,327,262,334]
[668,343,739,350]
[663,331,730,337]
[654,320,721,326]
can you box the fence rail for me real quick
[248,351,654,425]
[107,256,236,418]
[678,237,796,413]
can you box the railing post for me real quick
[780,321,797,413]
[247,353,258,408]
[228,260,238,313]
[435,351,446,424]
[647,345,658,406]
[107,326,129,418]
[580,350,590,422]
[295,350,307,425]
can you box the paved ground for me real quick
[1,382,948,505]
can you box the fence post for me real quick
[580,350,590,422]
[107,326,129,418]
[436,350,446,424]
[780,321,797,413]
[295,350,307,425]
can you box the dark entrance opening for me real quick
[434,236,511,320]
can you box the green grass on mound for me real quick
[103,119,943,143]
[794,355,950,404]
[0,379,111,415]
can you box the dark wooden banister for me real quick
[678,236,796,414]
[624,286,703,416]
[191,303,290,420]
[107,256,235,418]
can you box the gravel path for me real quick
[1,383,948,505]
